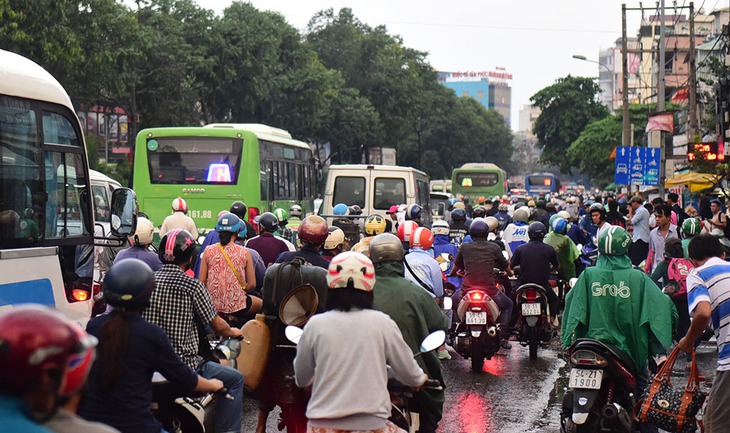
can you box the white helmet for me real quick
[557,210,571,221]
[130,217,155,246]
[513,207,530,223]
[485,216,499,232]
[432,219,450,236]
[326,251,376,292]
[172,197,188,213]
[324,227,345,250]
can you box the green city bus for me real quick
[133,123,317,233]
[450,163,507,202]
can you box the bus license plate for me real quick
[521,303,541,316]
[569,368,603,389]
[465,312,487,325]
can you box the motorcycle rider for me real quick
[286,204,303,232]
[370,234,447,433]
[510,222,561,326]
[332,203,361,248]
[494,203,512,232]
[544,217,580,283]
[273,208,297,246]
[405,203,425,227]
[589,203,612,242]
[294,251,428,433]
[113,216,163,271]
[449,218,514,349]
[432,219,462,295]
[246,212,293,267]
[275,215,332,269]
[322,226,347,260]
[503,207,530,259]
[80,259,224,433]
[160,197,198,239]
[352,214,388,256]
[681,217,702,258]
[562,226,676,433]
[404,227,444,301]
[142,229,244,433]
[448,207,470,245]
[0,305,98,433]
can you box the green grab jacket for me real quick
[372,260,448,421]
[561,254,677,372]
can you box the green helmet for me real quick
[273,208,289,222]
[597,226,632,256]
[682,218,701,237]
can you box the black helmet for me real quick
[103,259,156,310]
[229,201,247,219]
[159,229,197,265]
[528,222,547,241]
[452,208,467,221]
[258,212,279,232]
[589,202,606,217]
[469,219,489,238]
[472,206,487,218]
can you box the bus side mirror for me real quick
[110,188,138,237]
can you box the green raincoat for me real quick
[372,261,448,423]
[561,254,677,372]
[544,231,580,280]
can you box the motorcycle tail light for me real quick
[71,288,90,302]
[469,292,483,301]
[524,289,537,301]
[570,349,608,367]
[613,359,637,388]
[92,282,102,298]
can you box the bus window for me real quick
[373,178,405,210]
[416,179,429,208]
[146,137,242,184]
[92,185,111,223]
[334,176,365,209]
[46,152,90,238]
[456,172,498,187]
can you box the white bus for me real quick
[0,49,136,323]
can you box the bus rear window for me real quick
[456,172,498,187]
[333,177,365,209]
[147,137,242,184]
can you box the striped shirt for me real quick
[686,256,730,371]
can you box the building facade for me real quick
[437,69,513,127]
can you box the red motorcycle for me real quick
[513,283,551,359]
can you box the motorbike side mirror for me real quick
[285,325,304,345]
[110,188,138,237]
[569,278,578,288]
[419,330,446,354]
[442,297,453,310]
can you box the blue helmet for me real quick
[216,212,244,235]
[469,219,489,237]
[333,203,349,216]
[406,204,423,220]
[448,198,458,207]
[550,217,568,235]
[451,208,467,220]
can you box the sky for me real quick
[189,0,717,131]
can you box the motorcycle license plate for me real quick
[521,303,541,316]
[465,311,487,325]
[569,368,603,389]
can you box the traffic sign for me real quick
[614,146,661,186]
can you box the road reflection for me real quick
[439,391,493,433]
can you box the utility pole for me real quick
[622,4,631,147]
[658,0,667,197]
[689,2,698,141]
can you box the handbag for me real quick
[634,345,706,433]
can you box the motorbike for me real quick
[560,338,638,433]
[513,283,552,360]
[451,273,504,372]
[578,242,598,271]
[285,326,445,433]
[152,372,232,433]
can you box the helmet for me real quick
[485,216,499,232]
[405,204,422,220]
[333,203,349,216]
[348,205,362,216]
[472,206,487,218]
[258,212,279,232]
[172,197,188,213]
[477,196,486,204]
[273,208,289,222]
[432,219,450,236]
[159,229,197,264]
[326,251,376,292]
[369,233,405,263]
[410,227,434,250]
[216,212,244,234]
[493,196,501,203]
[498,203,508,212]
[289,204,303,218]
[453,202,466,210]
[528,222,547,240]
[298,215,329,245]
[469,219,489,237]
[130,217,154,246]
[229,201,247,219]
[364,214,387,236]
[597,226,632,256]
[513,207,530,223]
[0,305,96,396]
[103,258,156,310]
[589,203,606,218]
[397,220,420,244]
[551,217,568,235]
[451,208,467,221]
[557,210,571,221]
[387,205,399,214]
[527,200,536,207]
[682,218,702,237]
[448,198,458,208]
[324,227,345,250]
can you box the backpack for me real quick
[666,257,693,297]
[722,212,730,239]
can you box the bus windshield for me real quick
[147,137,243,184]
[455,172,499,187]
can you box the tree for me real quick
[530,76,610,173]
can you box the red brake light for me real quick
[92,282,102,296]
[470,292,483,301]
[71,289,90,302]
[525,289,537,301]
[248,206,260,227]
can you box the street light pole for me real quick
[572,54,614,103]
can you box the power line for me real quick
[360,19,617,35]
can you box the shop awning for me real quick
[665,172,720,192]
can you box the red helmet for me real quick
[410,227,434,250]
[0,305,96,396]
[298,215,329,245]
[397,220,419,244]
[171,197,188,213]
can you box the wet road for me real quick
[243,339,718,433]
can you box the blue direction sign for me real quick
[614,146,661,186]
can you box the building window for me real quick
[477,91,485,99]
